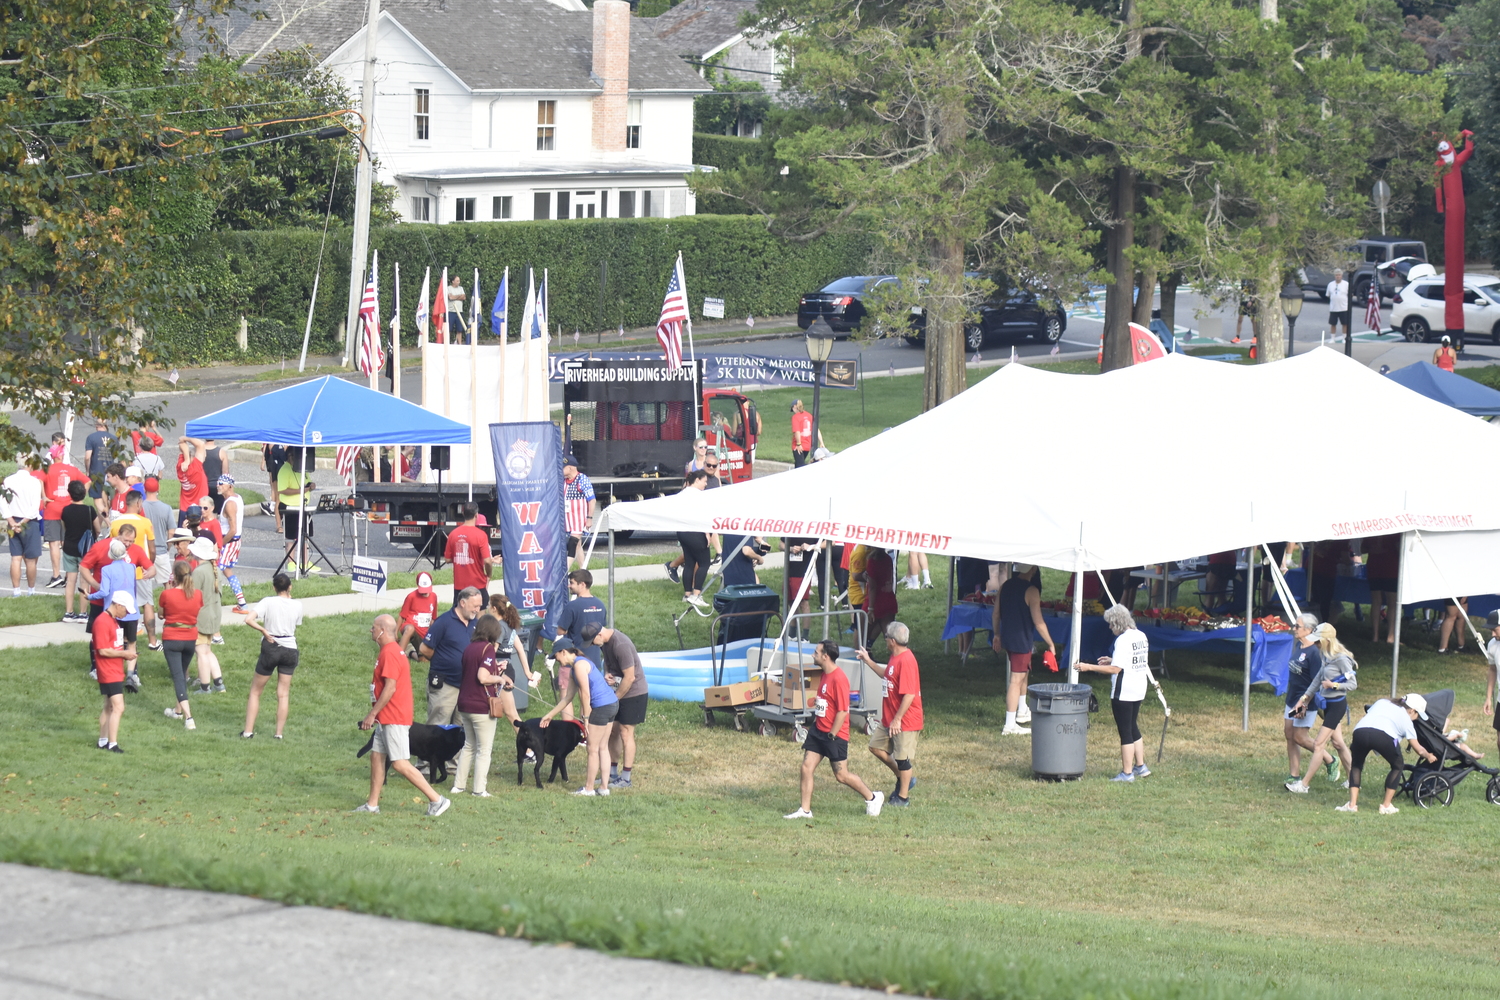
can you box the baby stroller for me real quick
[1396,689,1500,808]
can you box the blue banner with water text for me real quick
[489,421,567,627]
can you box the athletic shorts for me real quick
[370,722,410,761]
[135,578,152,609]
[1367,577,1397,594]
[1008,651,1032,674]
[1284,703,1317,728]
[803,725,848,763]
[1320,697,1347,730]
[281,508,312,541]
[567,535,581,557]
[588,701,619,726]
[1492,704,1500,733]
[8,520,41,560]
[62,553,81,573]
[254,640,300,676]
[98,681,124,697]
[868,720,919,760]
[121,620,138,645]
[1328,309,1352,330]
[614,694,648,727]
[43,519,62,544]
[218,537,241,571]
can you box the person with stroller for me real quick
[1337,695,1439,814]
[1285,624,1357,794]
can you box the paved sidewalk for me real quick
[0,863,876,1000]
[0,555,783,651]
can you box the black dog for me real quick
[515,717,584,788]
[357,723,466,785]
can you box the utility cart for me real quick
[749,609,875,741]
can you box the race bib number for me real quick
[881,679,891,700]
[814,696,829,718]
[415,613,432,628]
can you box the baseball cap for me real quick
[1487,610,1500,629]
[109,590,137,615]
[551,639,575,654]
[416,571,433,592]
[217,474,235,486]
[562,454,579,468]
[1404,693,1430,720]
[125,465,142,478]
[186,504,203,520]
[144,477,160,492]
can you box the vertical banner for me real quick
[490,421,566,627]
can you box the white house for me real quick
[647,0,784,101]
[197,0,712,224]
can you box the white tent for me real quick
[602,348,1500,704]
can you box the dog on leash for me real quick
[515,717,585,788]
[357,723,466,785]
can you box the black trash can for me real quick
[712,584,780,643]
[1026,683,1092,780]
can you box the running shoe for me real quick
[163,708,184,721]
[306,565,322,575]
[471,790,492,798]
[232,604,251,615]
[125,673,142,693]
[147,641,162,652]
[609,774,632,788]
[1133,764,1151,778]
[1110,771,1135,782]
[572,787,597,797]
[350,803,379,813]
[664,561,680,583]
[1325,755,1340,783]
[211,636,225,646]
[88,668,97,681]
[212,678,226,693]
[108,744,124,753]
[45,575,65,589]
[1378,803,1399,815]
[241,732,255,739]
[1001,723,1031,735]
[865,789,885,816]
[184,718,196,731]
[1285,779,1310,794]
[1335,802,1357,812]
[1016,705,1032,725]
[783,808,813,819]
[597,787,610,796]
[426,796,451,818]
[887,794,910,807]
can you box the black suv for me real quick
[796,276,897,336]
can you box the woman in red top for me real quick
[156,560,204,730]
[1433,335,1458,372]
[452,616,516,797]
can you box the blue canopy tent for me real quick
[1383,361,1500,418]
[185,376,470,577]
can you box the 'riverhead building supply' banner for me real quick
[489,421,567,625]
[550,352,857,389]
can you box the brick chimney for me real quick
[591,0,630,152]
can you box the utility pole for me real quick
[343,0,380,366]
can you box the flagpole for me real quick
[417,265,429,482]
[498,266,508,425]
[679,251,698,436]
[392,261,401,485]
[298,272,319,373]
[522,267,534,418]
[469,267,479,502]
[343,0,380,367]
[367,248,379,391]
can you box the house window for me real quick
[626,99,642,149]
[454,198,475,222]
[493,195,512,220]
[556,191,571,219]
[414,88,430,141]
[411,196,431,222]
[536,100,556,151]
[618,191,636,218]
[642,190,655,218]
[573,191,597,219]
[534,192,551,219]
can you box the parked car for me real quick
[796,275,899,336]
[1389,273,1500,345]
[903,290,1067,350]
[1300,236,1428,305]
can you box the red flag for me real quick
[335,446,358,486]
[1128,322,1168,364]
[355,253,385,377]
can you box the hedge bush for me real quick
[150,215,873,364]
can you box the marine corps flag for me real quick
[1128,322,1168,364]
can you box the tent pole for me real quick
[944,555,954,654]
[1243,549,1255,732]
[607,528,616,628]
[822,541,831,641]
[1392,531,1408,698]
[1068,569,1083,685]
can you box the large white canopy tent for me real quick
[602,348,1500,719]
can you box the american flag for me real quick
[356,250,384,376]
[656,254,688,369]
[335,446,358,486]
[1365,287,1382,333]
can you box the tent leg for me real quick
[1392,532,1408,698]
[1243,552,1255,732]
[607,528,615,629]
[944,556,954,655]
[1068,570,1083,685]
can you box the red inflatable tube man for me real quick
[1435,130,1476,337]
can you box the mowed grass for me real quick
[3,566,1499,1000]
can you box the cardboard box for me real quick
[764,668,823,710]
[704,679,765,708]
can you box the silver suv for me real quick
[1300,237,1428,305]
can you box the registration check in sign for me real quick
[350,556,389,596]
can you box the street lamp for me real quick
[1280,280,1305,356]
[804,317,836,461]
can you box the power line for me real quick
[63,125,340,180]
[17,99,327,131]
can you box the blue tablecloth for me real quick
[1282,568,1500,617]
[943,604,1294,694]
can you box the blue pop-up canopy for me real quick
[185,375,471,445]
[1383,361,1500,417]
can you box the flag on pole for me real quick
[335,446,359,486]
[471,269,481,345]
[656,255,688,368]
[434,267,449,344]
[355,250,385,377]
[491,267,509,339]
[519,269,537,342]
[535,270,548,339]
[1128,321,1168,364]
[1365,287,1383,333]
[415,267,430,344]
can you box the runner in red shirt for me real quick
[176,437,209,524]
[442,504,492,596]
[80,525,151,625]
[784,639,882,819]
[130,422,164,455]
[356,614,448,816]
[42,459,84,585]
[397,571,439,654]
[856,621,923,806]
[92,591,135,752]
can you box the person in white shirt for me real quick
[1,465,45,596]
[1337,695,1438,814]
[1326,269,1351,349]
[1484,611,1500,760]
[1076,603,1152,782]
[133,438,165,480]
[241,572,305,739]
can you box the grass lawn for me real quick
[4,561,1497,1000]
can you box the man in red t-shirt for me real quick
[80,523,151,633]
[785,639,882,819]
[356,614,449,816]
[442,504,492,597]
[92,591,135,752]
[42,457,84,587]
[176,437,209,525]
[131,421,164,456]
[397,571,439,655]
[856,621,923,805]
[790,399,816,468]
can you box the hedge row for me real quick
[150,215,874,364]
